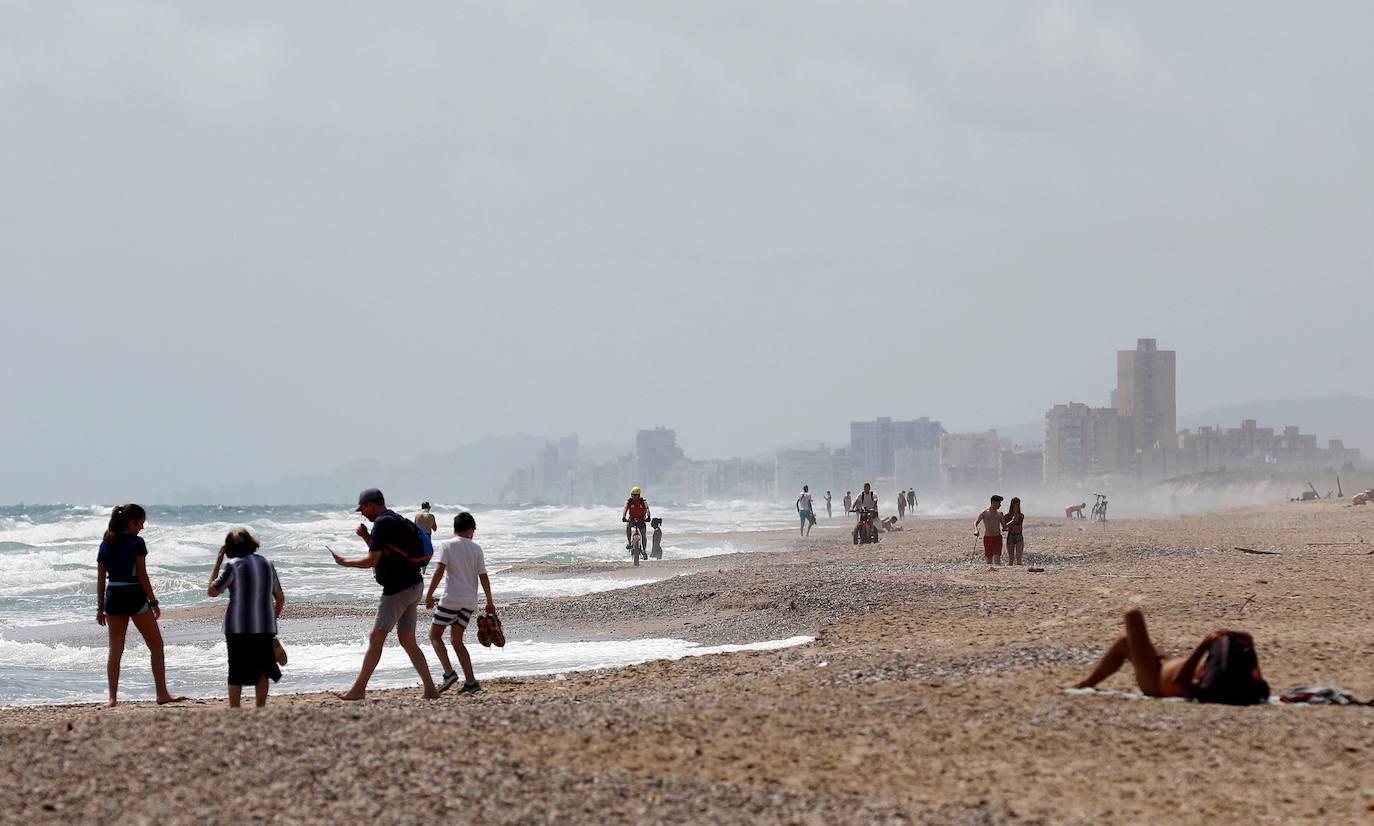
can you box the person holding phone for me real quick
[330,487,440,701]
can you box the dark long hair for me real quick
[1008,497,1023,517]
[1194,633,1269,705]
[223,528,260,559]
[103,504,147,546]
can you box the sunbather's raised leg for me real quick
[1070,608,1165,693]
[1122,608,1166,696]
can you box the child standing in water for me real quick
[95,504,187,707]
[1004,497,1025,566]
[650,517,664,559]
[208,528,286,707]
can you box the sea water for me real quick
[0,501,807,705]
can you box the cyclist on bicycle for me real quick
[622,487,651,550]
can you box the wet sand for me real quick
[2,502,1373,824]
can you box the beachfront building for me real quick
[636,427,686,486]
[1044,402,1131,486]
[1117,338,1177,450]
[940,431,1002,490]
[1001,447,1045,489]
[830,448,852,495]
[849,417,944,486]
[894,446,941,493]
[1135,420,1364,480]
[776,447,834,501]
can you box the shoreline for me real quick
[2,502,1373,823]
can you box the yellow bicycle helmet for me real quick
[630,486,641,495]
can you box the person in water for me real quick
[95,504,187,707]
[208,528,286,708]
[650,517,664,559]
[1070,607,1269,704]
[413,501,437,537]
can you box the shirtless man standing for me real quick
[974,495,1005,566]
[413,502,438,537]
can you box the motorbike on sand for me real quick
[852,507,880,545]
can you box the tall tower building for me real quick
[1116,338,1176,451]
[635,427,685,486]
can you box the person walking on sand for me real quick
[974,495,1005,566]
[824,491,833,519]
[331,488,440,701]
[1003,497,1025,566]
[425,512,494,694]
[796,485,816,536]
[897,489,907,520]
[907,489,917,513]
[95,504,188,708]
[842,491,853,515]
[413,502,437,537]
[208,528,285,707]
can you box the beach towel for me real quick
[1062,687,1281,705]
[1279,686,1373,706]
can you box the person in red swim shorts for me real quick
[974,494,1005,566]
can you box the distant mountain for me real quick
[160,434,625,506]
[1178,395,1374,451]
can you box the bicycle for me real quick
[1091,493,1109,523]
[627,519,647,566]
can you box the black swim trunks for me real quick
[104,583,150,617]
[226,633,282,686]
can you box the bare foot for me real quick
[156,695,189,705]
[336,690,366,701]
[422,689,441,700]
[105,699,118,709]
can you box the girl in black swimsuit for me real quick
[95,504,187,707]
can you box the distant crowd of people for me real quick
[795,484,918,540]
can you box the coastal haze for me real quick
[4,5,1374,824]
[3,2,1373,506]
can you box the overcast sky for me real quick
[2,1,1371,503]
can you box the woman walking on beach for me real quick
[208,528,285,707]
[1004,497,1025,566]
[95,504,187,707]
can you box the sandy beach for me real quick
[2,501,1372,824]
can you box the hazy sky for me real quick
[3,1,1372,503]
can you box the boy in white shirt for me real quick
[425,512,495,693]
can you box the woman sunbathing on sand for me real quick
[1070,608,1269,704]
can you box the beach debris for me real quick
[1235,547,1280,555]
[1239,594,1257,612]
[1027,567,1046,573]
[1307,539,1366,546]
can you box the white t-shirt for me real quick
[436,537,487,610]
[797,492,813,512]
